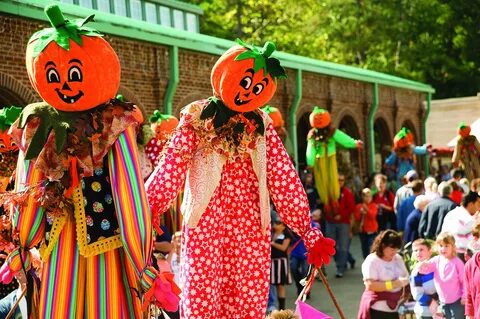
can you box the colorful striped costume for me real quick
[1,103,158,318]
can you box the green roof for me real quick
[1,0,434,93]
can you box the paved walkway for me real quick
[285,235,365,318]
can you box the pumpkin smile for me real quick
[55,88,84,104]
[234,92,252,106]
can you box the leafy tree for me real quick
[183,0,480,98]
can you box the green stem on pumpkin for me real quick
[45,4,67,29]
[262,42,276,58]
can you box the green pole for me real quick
[422,92,431,176]
[288,69,302,171]
[368,83,379,174]
[164,45,179,114]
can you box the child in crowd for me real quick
[167,231,183,289]
[410,239,439,319]
[271,218,292,310]
[355,188,379,258]
[419,232,465,319]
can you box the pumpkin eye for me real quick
[68,66,82,82]
[240,76,252,90]
[253,83,264,95]
[46,68,60,83]
[10,141,16,147]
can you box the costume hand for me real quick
[142,268,181,312]
[307,236,336,267]
[0,248,31,284]
[356,140,364,150]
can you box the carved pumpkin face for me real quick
[26,36,120,112]
[211,46,277,113]
[0,131,17,153]
[394,128,414,150]
[309,108,331,129]
[151,115,179,141]
[458,125,471,138]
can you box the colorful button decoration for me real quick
[93,202,104,213]
[86,234,91,243]
[91,181,102,192]
[86,215,93,226]
[94,168,103,176]
[83,197,88,207]
[46,212,54,225]
[104,194,113,205]
[81,179,86,190]
[101,219,110,230]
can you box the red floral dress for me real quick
[146,102,320,319]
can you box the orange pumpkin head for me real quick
[262,105,284,128]
[457,122,471,138]
[309,107,331,129]
[25,5,120,112]
[393,127,414,150]
[0,106,22,153]
[211,40,286,113]
[149,111,179,141]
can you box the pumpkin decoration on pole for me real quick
[385,127,430,184]
[0,106,22,191]
[306,107,363,215]
[0,5,178,318]
[144,110,179,167]
[145,39,335,318]
[452,122,480,180]
[262,105,288,141]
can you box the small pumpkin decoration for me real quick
[25,5,120,112]
[149,110,179,141]
[458,122,471,138]
[117,94,144,124]
[309,107,331,129]
[262,105,284,128]
[393,127,414,150]
[0,106,22,153]
[211,39,286,113]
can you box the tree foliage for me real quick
[183,0,480,98]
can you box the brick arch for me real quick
[0,72,37,106]
[333,107,363,135]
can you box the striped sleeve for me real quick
[108,125,156,289]
[0,151,45,282]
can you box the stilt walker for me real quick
[0,5,179,318]
[306,107,363,215]
[452,122,480,180]
[146,39,336,319]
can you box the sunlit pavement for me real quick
[285,235,364,318]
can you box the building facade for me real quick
[0,0,434,181]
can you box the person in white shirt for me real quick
[442,191,480,261]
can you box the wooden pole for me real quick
[317,268,346,319]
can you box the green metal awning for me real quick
[1,0,434,94]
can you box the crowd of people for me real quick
[263,164,480,319]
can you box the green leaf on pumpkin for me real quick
[234,38,287,79]
[29,4,102,58]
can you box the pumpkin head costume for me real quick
[0,5,179,318]
[144,110,179,167]
[385,127,430,183]
[452,122,480,180]
[145,40,335,318]
[306,107,363,214]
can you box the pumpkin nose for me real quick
[243,93,250,98]
[62,82,71,91]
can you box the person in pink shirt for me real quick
[464,249,480,319]
[419,232,465,319]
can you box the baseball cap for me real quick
[405,170,418,182]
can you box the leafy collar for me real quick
[200,97,264,136]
